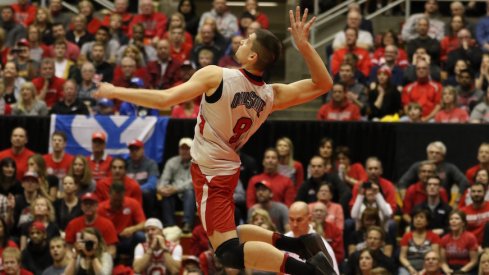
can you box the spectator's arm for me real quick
[375,193,393,218]
[140,175,158,192]
[133,245,152,273]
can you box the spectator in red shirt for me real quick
[466,142,489,184]
[167,26,193,64]
[45,23,80,62]
[147,39,183,89]
[2,247,33,275]
[129,0,167,43]
[244,0,269,29]
[95,158,143,204]
[440,210,478,274]
[461,182,489,244]
[402,59,442,121]
[87,132,112,182]
[102,0,133,35]
[331,27,371,77]
[160,12,193,49]
[43,131,74,181]
[64,193,118,257]
[97,181,145,258]
[11,0,37,27]
[435,85,469,123]
[113,57,150,93]
[32,58,65,109]
[336,145,368,189]
[316,83,361,121]
[0,127,34,181]
[246,148,296,208]
[78,1,102,35]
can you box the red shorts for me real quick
[191,163,240,236]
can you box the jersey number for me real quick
[229,117,252,144]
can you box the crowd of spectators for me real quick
[1,0,489,274]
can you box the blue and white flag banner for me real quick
[50,115,169,162]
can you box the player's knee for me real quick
[215,238,245,269]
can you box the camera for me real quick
[84,240,95,252]
[362,182,372,189]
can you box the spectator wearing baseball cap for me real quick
[87,131,113,181]
[96,98,116,115]
[126,139,160,217]
[21,220,53,274]
[119,78,159,117]
[158,137,196,233]
[133,218,183,274]
[64,192,119,257]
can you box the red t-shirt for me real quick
[440,231,478,267]
[87,155,113,182]
[43,153,74,180]
[434,108,469,123]
[0,148,34,181]
[11,4,37,26]
[403,182,449,214]
[246,173,296,208]
[317,101,361,121]
[1,269,33,275]
[129,13,167,40]
[465,164,480,185]
[95,176,143,204]
[331,47,372,77]
[402,81,443,117]
[97,197,146,234]
[171,104,200,119]
[400,230,441,247]
[31,76,66,108]
[461,202,489,244]
[65,216,118,245]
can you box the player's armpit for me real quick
[271,79,331,111]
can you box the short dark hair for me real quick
[110,157,126,169]
[251,29,282,71]
[52,131,67,141]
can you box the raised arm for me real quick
[272,7,333,111]
[94,65,222,110]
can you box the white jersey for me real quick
[191,68,274,176]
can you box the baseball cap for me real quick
[128,139,144,149]
[23,171,39,181]
[97,98,114,108]
[145,218,163,229]
[179,137,193,148]
[130,77,145,88]
[92,131,106,142]
[255,181,272,190]
[17,38,30,48]
[30,221,46,232]
[81,192,99,203]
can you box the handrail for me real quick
[62,2,78,14]
[311,0,406,50]
[92,0,115,11]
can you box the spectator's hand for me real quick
[119,228,133,238]
[93,82,115,99]
[407,266,418,275]
[158,186,176,197]
[347,91,358,101]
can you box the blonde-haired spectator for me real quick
[12,82,48,116]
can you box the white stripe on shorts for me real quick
[201,183,209,232]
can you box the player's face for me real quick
[235,33,256,66]
[288,210,310,236]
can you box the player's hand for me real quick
[93,82,115,99]
[288,6,315,51]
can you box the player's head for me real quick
[238,29,281,71]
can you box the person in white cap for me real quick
[95,7,335,274]
[133,218,182,274]
[158,137,196,234]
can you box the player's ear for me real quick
[248,51,258,64]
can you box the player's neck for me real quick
[241,66,263,77]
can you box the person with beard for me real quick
[461,182,489,244]
[0,6,26,48]
[454,69,484,112]
[402,59,442,122]
[21,221,53,275]
[248,181,289,233]
[316,82,361,121]
[41,237,68,275]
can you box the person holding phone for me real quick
[65,227,113,275]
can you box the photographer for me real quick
[65,227,113,275]
[133,218,182,275]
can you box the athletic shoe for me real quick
[307,251,337,275]
[299,233,331,260]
